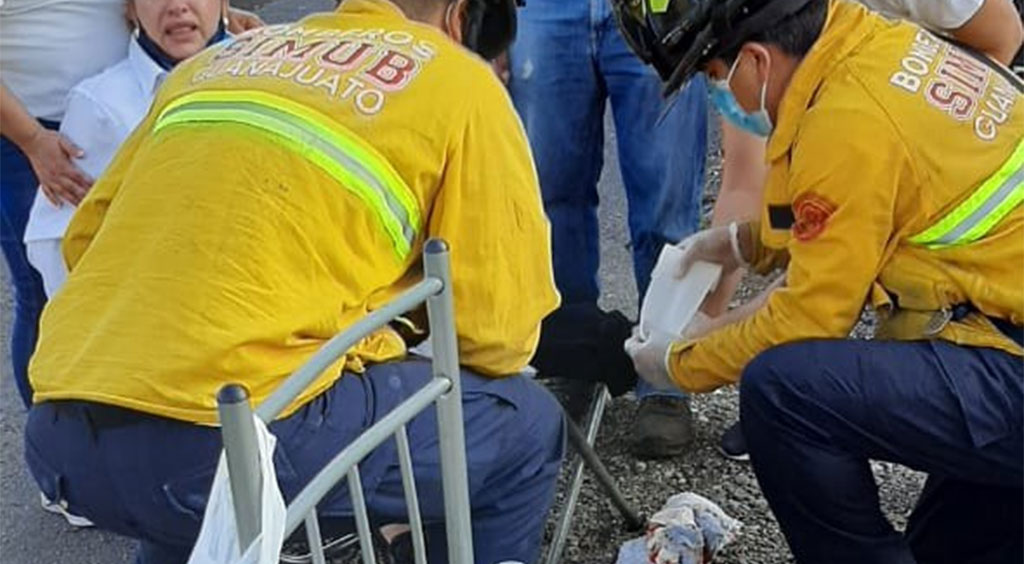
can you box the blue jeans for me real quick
[0,125,55,408]
[508,0,706,400]
[741,339,1022,563]
[25,360,565,564]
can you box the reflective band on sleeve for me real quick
[154,90,420,260]
[910,138,1024,249]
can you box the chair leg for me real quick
[566,413,645,530]
[543,384,644,564]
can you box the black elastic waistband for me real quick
[990,316,1024,348]
[950,303,1023,348]
[48,401,151,431]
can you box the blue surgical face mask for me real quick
[708,53,773,137]
[135,17,230,71]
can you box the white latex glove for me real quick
[674,222,746,279]
[680,311,713,341]
[624,326,676,391]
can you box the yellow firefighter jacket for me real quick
[668,0,1023,392]
[30,0,559,424]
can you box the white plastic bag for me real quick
[187,416,286,564]
[639,245,722,339]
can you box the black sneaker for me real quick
[718,421,749,462]
[631,395,695,459]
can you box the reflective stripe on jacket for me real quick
[154,90,422,259]
[909,137,1024,248]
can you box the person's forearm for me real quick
[0,82,44,149]
[952,0,1024,65]
[697,273,784,337]
[702,120,767,315]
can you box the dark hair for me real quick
[719,0,828,63]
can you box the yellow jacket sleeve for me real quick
[62,112,154,270]
[667,104,905,392]
[744,220,790,275]
[428,74,560,376]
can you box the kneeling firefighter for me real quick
[617,0,1023,562]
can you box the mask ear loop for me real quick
[757,50,772,123]
[723,53,743,88]
[444,2,454,34]
[759,77,769,111]
[728,49,772,120]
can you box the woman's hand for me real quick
[23,129,91,206]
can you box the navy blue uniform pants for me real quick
[25,359,565,564]
[740,339,1022,564]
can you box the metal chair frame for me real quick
[214,239,472,564]
[543,384,644,564]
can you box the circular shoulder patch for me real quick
[792,193,836,242]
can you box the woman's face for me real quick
[130,0,226,61]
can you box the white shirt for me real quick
[0,0,131,121]
[858,0,985,30]
[24,39,166,243]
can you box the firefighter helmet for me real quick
[611,0,816,94]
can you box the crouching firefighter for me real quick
[24,1,565,563]
[617,0,1024,562]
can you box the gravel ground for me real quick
[0,2,926,562]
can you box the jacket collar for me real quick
[128,36,169,97]
[766,0,882,161]
[337,0,407,19]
